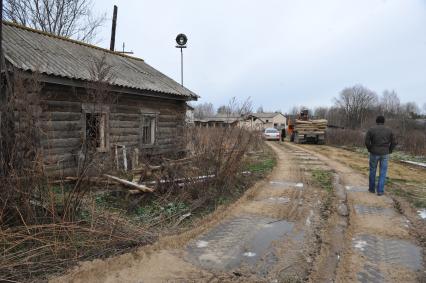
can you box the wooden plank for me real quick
[110,120,140,128]
[110,128,140,136]
[39,121,82,131]
[112,135,139,143]
[103,174,154,193]
[41,138,81,148]
[158,122,177,128]
[110,113,140,121]
[41,112,82,121]
[41,100,82,112]
[42,130,82,139]
[112,105,140,113]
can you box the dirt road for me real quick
[51,143,425,283]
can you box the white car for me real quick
[263,128,280,141]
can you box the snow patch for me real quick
[196,240,209,248]
[418,209,426,219]
[305,210,314,226]
[401,160,426,168]
[243,252,256,257]
[296,183,304,188]
[354,240,368,251]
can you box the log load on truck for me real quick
[288,109,327,144]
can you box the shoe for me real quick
[368,190,375,194]
[377,193,384,196]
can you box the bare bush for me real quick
[0,69,45,226]
[0,62,144,282]
[398,130,426,156]
[325,129,364,147]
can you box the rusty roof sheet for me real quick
[2,22,197,99]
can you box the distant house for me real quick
[194,113,242,128]
[194,112,287,131]
[251,112,287,129]
[1,22,198,176]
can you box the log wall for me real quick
[39,84,188,176]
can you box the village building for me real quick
[194,112,287,131]
[0,22,198,176]
[250,112,287,129]
[194,113,242,128]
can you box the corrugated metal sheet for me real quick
[2,22,197,99]
[253,113,282,119]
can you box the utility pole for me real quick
[175,34,188,86]
[110,5,118,51]
[1,0,3,98]
[180,47,184,86]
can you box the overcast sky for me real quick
[93,0,426,113]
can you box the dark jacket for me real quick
[365,124,397,155]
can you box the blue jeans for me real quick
[369,154,388,194]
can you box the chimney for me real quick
[110,5,118,51]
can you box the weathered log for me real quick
[103,174,154,193]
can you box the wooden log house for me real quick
[1,22,198,176]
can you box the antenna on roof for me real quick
[110,5,118,51]
[118,42,133,55]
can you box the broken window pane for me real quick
[86,113,106,149]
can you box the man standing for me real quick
[365,116,397,196]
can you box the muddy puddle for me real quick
[269,180,304,188]
[345,185,369,192]
[186,215,295,272]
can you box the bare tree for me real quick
[335,85,378,129]
[256,106,264,113]
[380,90,400,116]
[193,102,214,119]
[314,107,328,119]
[400,102,420,119]
[3,0,105,42]
[217,105,231,115]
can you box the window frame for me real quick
[140,112,158,148]
[82,103,110,152]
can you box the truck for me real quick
[288,110,327,144]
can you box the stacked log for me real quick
[295,119,327,134]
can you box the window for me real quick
[86,113,107,149]
[273,123,278,127]
[82,104,109,152]
[141,114,156,145]
[266,119,269,122]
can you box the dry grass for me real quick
[326,128,426,156]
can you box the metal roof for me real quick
[252,112,284,119]
[2,22,198,100]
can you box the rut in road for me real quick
[51,143,332,283]
[290,143,425,283]
[51,142,424,283]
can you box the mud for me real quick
[51,143,425,283]
[293,144,425,283]
[51,142,329,283]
